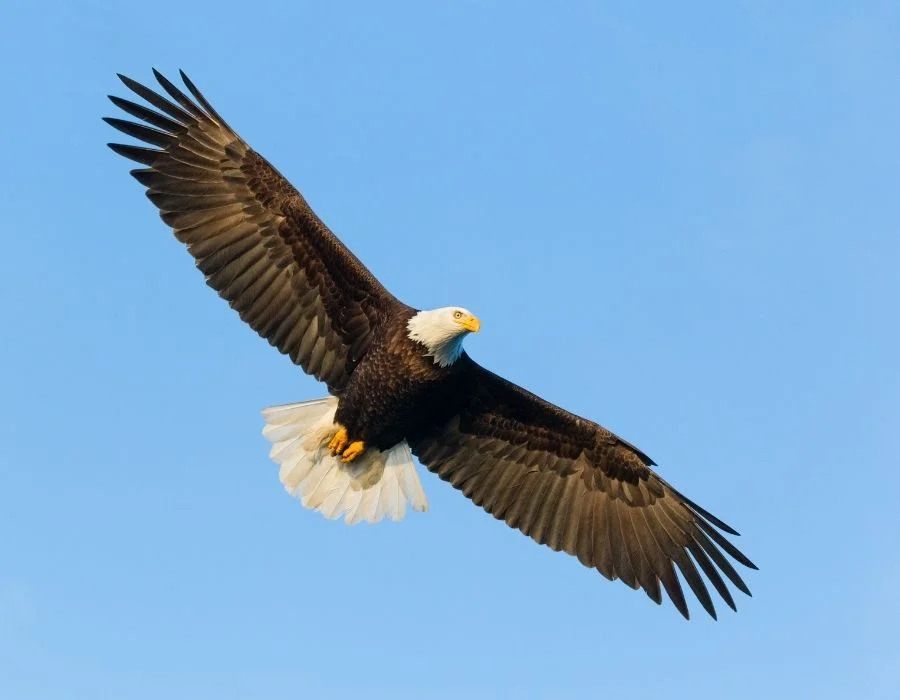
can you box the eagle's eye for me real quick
[453,310,463,320]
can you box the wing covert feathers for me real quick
[106,70,403,393]
[410,359,757,620]
[108,69,755,621]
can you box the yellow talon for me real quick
[341,440,366,463]
[328,427,348,456]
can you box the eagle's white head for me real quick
[407,306,481,367]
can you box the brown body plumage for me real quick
[106,69,757,620]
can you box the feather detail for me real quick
[261,398,428,524]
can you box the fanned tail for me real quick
[261,398,428,524]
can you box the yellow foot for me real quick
[328,427,348,456]
[341,440,366,463]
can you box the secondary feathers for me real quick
[106,69,405,394]
[106,70,757,620]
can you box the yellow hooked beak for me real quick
[461,314,481,333]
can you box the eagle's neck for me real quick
[406,311,466,368]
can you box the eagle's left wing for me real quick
[408,357,756,620]
[105,70,407,394]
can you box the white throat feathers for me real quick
[406,307,481,368]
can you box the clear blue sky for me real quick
[1,2,897,698]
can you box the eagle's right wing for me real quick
[106,70,406,393]
[409,357,757,620]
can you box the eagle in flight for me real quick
[106,69,756,620]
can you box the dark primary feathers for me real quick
[411,357,757,620]
[105,69,404,394]
[106,70,756,620]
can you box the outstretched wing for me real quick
[106,70,406,393]
[409,357,757,620]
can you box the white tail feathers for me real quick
[261,397,428,524]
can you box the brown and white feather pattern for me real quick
[106,70,756,621]
[105,69,404,393]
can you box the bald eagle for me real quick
[106,70,756,620]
